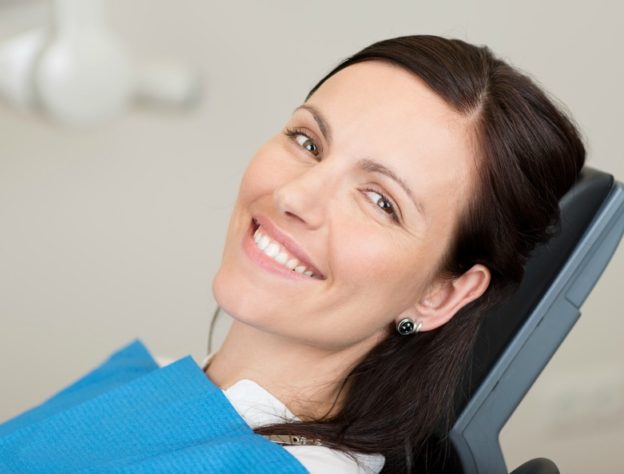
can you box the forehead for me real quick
[304,60,478,225]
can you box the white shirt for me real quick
[156,355,385,474]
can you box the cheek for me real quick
[237,156,270,203]
[331,221,428,308]
[237,142,293,204]
[219,146,279,266]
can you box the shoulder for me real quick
[283,445,385,474]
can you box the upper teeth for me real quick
[253,226,317,278]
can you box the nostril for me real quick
[285,210,305,223]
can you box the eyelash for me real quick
[282,127,401,223]
[283,127,322,157]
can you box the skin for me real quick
[208,60,490,419]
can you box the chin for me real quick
[211,262,270,328]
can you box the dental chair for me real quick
[428,166,624,474]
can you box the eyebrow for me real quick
[357,158,426,217]
[295,104,332,144]
[293,104,426,218]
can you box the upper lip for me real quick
[252,214,326,279]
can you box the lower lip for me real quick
[242,221,319,281]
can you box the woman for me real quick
[0,35,584,473]
[206,34,584,472]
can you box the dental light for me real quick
[0,0,201,126]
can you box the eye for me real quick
[363,188,400,223]
[283,127,321,159]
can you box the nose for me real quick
[273,164,332,229]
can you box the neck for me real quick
[204,319,384,420]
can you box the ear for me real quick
[407,264,491,331]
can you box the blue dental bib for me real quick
[0,340,308,473]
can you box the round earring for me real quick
[396,317,423,336]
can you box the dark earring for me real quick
[396,317,423,336]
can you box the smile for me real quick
[242,216,325,281]
[253,226,318,278]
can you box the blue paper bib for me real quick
[0,340,308,473]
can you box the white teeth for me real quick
[253,223,319,278]
[275,251,289,265]
[258,235,270,250]
[265,242,280,258]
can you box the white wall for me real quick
[1,1,622,472]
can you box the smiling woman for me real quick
[0,34,585,474]
[209,35,585,473]
[213,60,485,349]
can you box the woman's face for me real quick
[213,60,478,350]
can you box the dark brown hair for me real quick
[253,35,585,472]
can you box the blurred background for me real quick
[0,1,622,472]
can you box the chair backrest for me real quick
[446,167,624,473]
